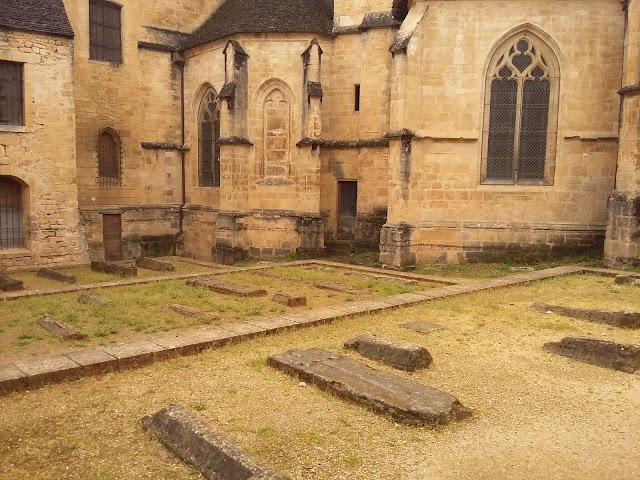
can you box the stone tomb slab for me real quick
[142,404,289,480]
[268,348,472,426]
[13,355,81,388]
[272,292,307,307]
[401,321,446,334]
[78,292,114,306]
[345,333,432,371]
[614,275,640,286]
[187,277,267,297]
[91,260,137,278]
[313,281,368,296]
[37,268,77,284]
[544,337,640,374]
[0,363,27,395]
[37,315,88,341]
[0,274,23,292]
[169,304,220,322]
[533,302,640,329]
[136,257,175,272]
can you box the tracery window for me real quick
[263,88,290,177]
[198,90,220,187]
[98,128,121,186]
[0,177,24,250]
[482,33,559,184]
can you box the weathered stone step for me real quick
[0,274,23,292]
[268,348,472,426]
[272,292,307,307]
[136,257,175,272]
[91,261,137,278]
[187,277,267,297]
[36,315,88,340]
[37,268,76,284]
[142,404,289,480]
[344,333,432,371]
[313,281,368,296]
[169,304,220,322]
[544,337,640,373]
[533,302,640,329]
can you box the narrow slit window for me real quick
[0,177,24,250]
[198,90,221,187]
[97,129,121,186]
[354,84,361,112]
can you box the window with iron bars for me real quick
[198,90,221,187]
[0,177,24,250]
[482,34,559,184]
[0,61,23,126]
[89,0,123,64]
[97,129,122,186]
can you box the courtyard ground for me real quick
[0,261,638,479]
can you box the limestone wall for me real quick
[0,30,85,270]
[381,0,624,265]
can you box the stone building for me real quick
[0,0,638,269]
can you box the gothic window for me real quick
[482,33,559,184]
[98,128,121,186]
[0,177,24,250]
[198,90,221,187]
[263,88,290,177]
[89,0,123,64]
[0,61,23,126]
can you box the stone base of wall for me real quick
[180,205,219,260]
[380,222,605,268]
[356,213,387,248]
[604,191,640,268]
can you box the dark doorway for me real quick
[337,180,357,241]
[103,213,123,260]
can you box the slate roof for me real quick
[0,0,74,38]
[182,0,334,50]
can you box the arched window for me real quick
[97,129,121,186]
[198,90,221,187]
[482,32,559,184]
[0,177,23,250]
[263,88,290,177]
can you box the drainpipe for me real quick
[172,52,187,252]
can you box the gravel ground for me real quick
[0,274,638,479]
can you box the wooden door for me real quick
[103,214,122,260]
[337,181,357,241]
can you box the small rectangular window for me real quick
[0,61,24,126]
[89,0,123,64]
[354,84,361,112]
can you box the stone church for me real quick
[0,0,638,270]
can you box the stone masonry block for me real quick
[64,348,118,376]
[272,292,307,307]
[101,341,168,369]
[345,333,433,371]
[13,355,81,388]
[0,363,28,395]
[544,337,640,373]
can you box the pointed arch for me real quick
[197,87,221,187]
[97,128,121,186]
[481,27,560,185]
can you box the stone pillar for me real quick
[604,0,640,267]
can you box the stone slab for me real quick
[220,322,265,341]
[345,333,433,371]
[0,363,27,395]
[142,404,289,480]
[78,292,114,306]
[313,281,368,296]
[136,257,175,272]
[37,268,77,284]
[533,302,640,329]
[187,277,267,297]
[148,332,203,357]
[272,292,307,307]
[13,355,81,388]
[181,327,236,350]
[101,340,167,369]
[247,315,300,333]
[544,337,640,373]
[169,304,220,322]
[91,261,137,278]
[343,271,419,285]
[614,275,640,286]
[0,274,23,292]
[268,348,472,426]
[64,348,118,375]
[36,315,88,340]
[401,321,446,334]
